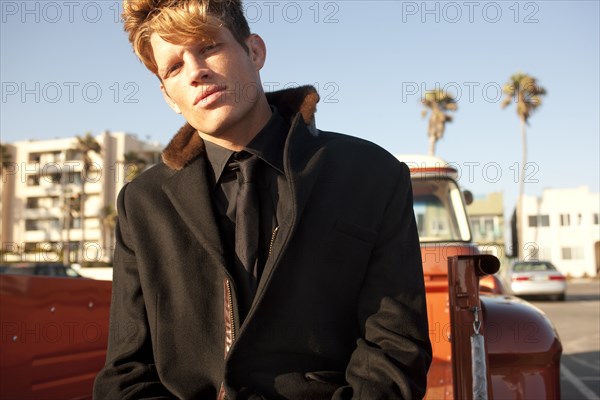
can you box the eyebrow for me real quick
[156,51,180,78]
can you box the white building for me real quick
[521,186,600,277]
[467,192,506,263]
[0,131,162,264]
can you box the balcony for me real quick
[23,229,62,243]
[22,208,62,220]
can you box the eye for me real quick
[200,43,219,55]
[164,62,183,79]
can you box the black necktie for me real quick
[233,153,260,291]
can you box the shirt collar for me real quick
[203,107,288,187]
[244,107,287,174]
[204,140,234,187]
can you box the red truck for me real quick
[404,154,562,399]
[0,155,562,399]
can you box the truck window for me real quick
[412,177,471,243]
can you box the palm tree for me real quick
[501,72,547,258]
[124,151,147,182]
[421,89,458,156]
[74,132,101,263]
[100,205,117,264]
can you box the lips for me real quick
[193,85,226,106]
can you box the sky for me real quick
[1,0,599,219]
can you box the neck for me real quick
[198,98,272,152]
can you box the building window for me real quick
[560,214,571,226]
[66,149,82,161]
[25,218,60,231]
[65,171,82,185]
[26,198,39,209]
[26,175,40,186]
[25,220,38,231]
[471,219,482,241]
[528,215,549,227]
[594,213,599,225]
[50,151,62,162]
[416,214,424,231]
[24,243,38,252]
[69,218,81,229]
[484,218,494,234]
[43,173,61,184]
[528,216,537,227]
[29,196,60,209]
[28,153,41,163]
[562,247,584,260]
[470,216,501,242]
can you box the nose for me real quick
[184,53,210,85]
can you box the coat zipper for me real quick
[221,279,235,400]
[225,279,236,344]
[224,226,279,360]
[268,226,280,257]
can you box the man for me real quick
[94,0,432,399]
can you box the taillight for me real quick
[512,276,530,281]
[549,275,566,281]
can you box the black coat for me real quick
[94,88,432,399]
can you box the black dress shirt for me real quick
[204,109,288,321]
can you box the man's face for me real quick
[151,27,269,147]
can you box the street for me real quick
[529,280,600,400]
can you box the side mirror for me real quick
[463,190,473,206]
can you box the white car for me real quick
[509,261,567,301]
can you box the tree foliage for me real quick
[421,89,458,156]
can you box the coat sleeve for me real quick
[93,184,175,399]
[333,163,432,400]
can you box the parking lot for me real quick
[530,280,600,400]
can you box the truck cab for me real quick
[0,155,563,399]
[398,154,562,399]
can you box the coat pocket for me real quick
[334,219,378,244]
[304,370,347,385]
[320,219,377,279]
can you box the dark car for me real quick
[0,263,84,278]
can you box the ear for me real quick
[246,34,266,71]
[160,84,182,114]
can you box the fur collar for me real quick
[162,85,320,171]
